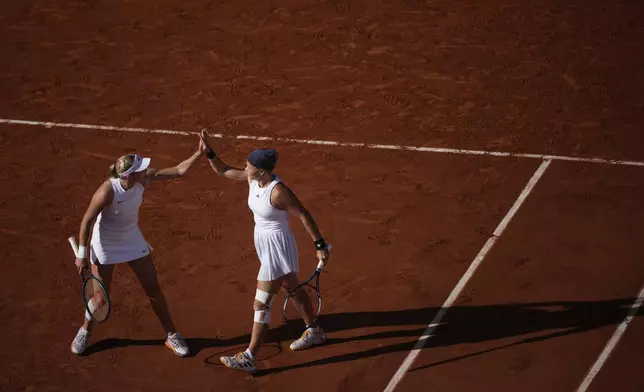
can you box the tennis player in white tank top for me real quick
[70,136,204,358]
[250,175,300,281]
[199,130,332,373]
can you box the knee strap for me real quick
[255,289,275,307]
[254,289,275,324]
[254,309,270,324]
[85,297,98,320]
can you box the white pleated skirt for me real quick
[90,225,151,265]
[254,227,299,281]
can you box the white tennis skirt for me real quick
[90,226,151,265]
[254,228,299,281]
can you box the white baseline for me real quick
[1,118,643,167]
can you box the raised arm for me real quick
[144,150,202,183]
[143,135,204,184]
[199,129,247,181]
[271,183,330,263]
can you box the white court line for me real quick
[383,159,552,392]
[576,284,644,392]
[1,118,644,167]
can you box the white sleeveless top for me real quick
[90,178,149,264]
[248,175,290,232]
[94,178,144,237]
[90,178,150,264]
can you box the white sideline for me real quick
[383,160,552,392]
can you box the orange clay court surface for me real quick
[1,1,644,391]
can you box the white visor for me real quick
[118,154,151,178]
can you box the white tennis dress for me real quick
[248,175,299,281]
[90,178,151,265]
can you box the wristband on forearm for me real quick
[314,238,326,250]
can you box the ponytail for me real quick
[109,164,119,178]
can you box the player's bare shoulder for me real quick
[95,179,115,205]
[271,181,301,211]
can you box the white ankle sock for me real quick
[244,348,254,360]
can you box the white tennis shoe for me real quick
[290,327,327,351]
[165,332,190,357]
[71,327,90,355]
[220,351,257,373]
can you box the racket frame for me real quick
[68,236,111,323]
[282,244,331,323]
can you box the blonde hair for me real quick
[108,154,136,178]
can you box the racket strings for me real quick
[283,283,321,322]
[85,279,109,321]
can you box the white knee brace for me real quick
[85,297,98,320]
[254,289,275,324]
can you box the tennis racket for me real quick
[68,236,111,323]
[282,244,332,323]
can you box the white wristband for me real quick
[77,245,87,259]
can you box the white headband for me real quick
[118,154,151,178]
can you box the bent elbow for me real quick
[176,166,188,177]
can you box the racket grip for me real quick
[316,244,332,271]
[68,236,79,257]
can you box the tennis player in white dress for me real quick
[71,137,204,357]
[199,130,331,373]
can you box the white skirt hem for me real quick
[254,228,299,282]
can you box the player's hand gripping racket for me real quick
[68,236,111,323]
[282,244,332,323]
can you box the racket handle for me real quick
[68,236,79,257]
[316,244,332,271]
